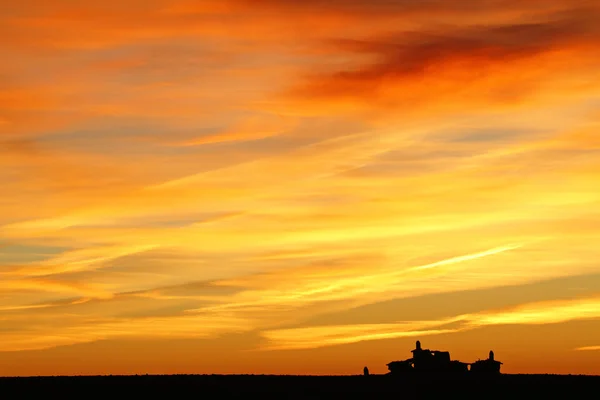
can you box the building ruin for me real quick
[386,340,502,376]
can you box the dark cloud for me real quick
[236,0,571,16]
[289,9,600,100]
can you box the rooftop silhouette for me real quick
[386,340,502,376]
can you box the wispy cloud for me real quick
[179,114,298,147]
[261,296,600,350]
[0,313,250,352]
[575,346,600,351]
[0,278,113,300]
[7,244,158,277]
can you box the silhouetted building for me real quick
[363,366,369,376]
[450,360,470,373]
[470,350,503,374]
[386,340,501,376]
[386,360,413,374]
[387,340,462,375]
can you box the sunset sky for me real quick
[1,0,600,376]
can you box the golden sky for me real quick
[1,0,600,376]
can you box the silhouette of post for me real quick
[363,366,369,376]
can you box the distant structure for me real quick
[470,350,503,374]
[363,366,369,376]
[386,340,501,376]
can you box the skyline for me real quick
[1,0,600,376]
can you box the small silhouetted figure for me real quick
[416,340,422,351]
[363,366,369,376]
[489,350,494,361]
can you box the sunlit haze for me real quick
[1,0,600,376]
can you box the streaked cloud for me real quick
[261,296,600,350]
[575,346,600,351]
[0,313,250,352]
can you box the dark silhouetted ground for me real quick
[1,373,598,398]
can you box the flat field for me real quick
[1,373,597,398]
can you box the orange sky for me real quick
[1,0,600,376]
